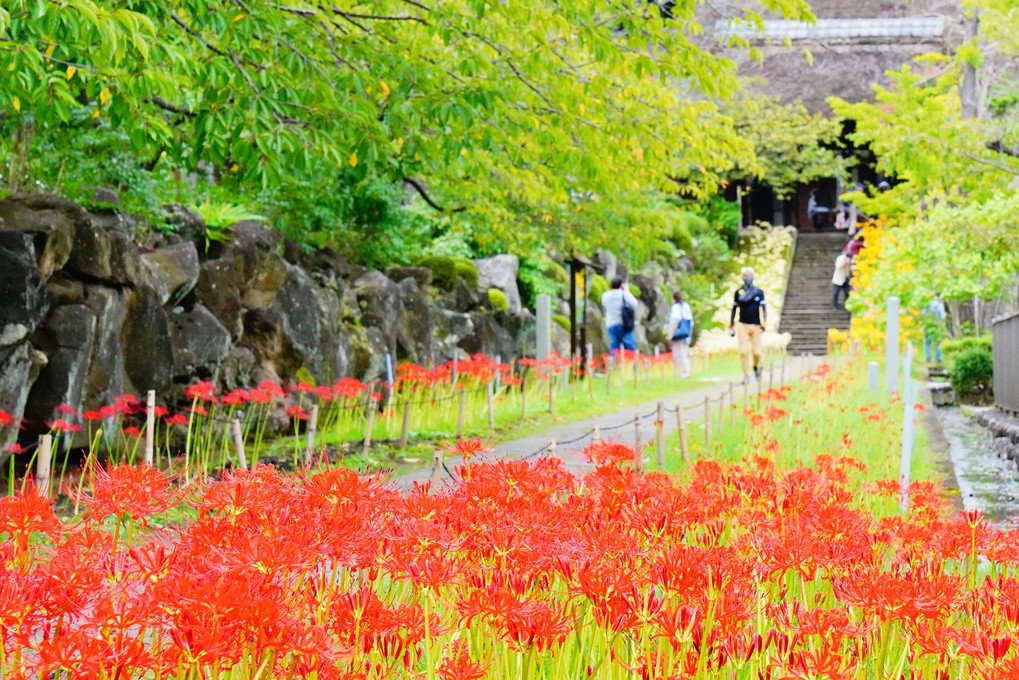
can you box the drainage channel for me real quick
[939,406,1019,524]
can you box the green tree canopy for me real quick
[0,0,814,253]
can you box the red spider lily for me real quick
[0,409,14,427]
[71,464,184,523]
[114,393,141,414]
[164,413,188,426]
[832,563,963,621]
[582,439,639,467]
[445,437,491,463]
[5,442,24,455]
[290,381,315,393]
[438,640,488,680]
[183,381,216,402]
[0,483,63,554]
[46,419,81,434]
[55,403,77,415]
[153,405,168,418]
[220,388,249,406]
[287,404,309,421]
[258,379,287,400]
[122,426,142,438]
[501,599,574,651]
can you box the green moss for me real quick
[589,274,610,302]
[416,255,457,290]
[543,261,569,287]
[552,314,571,331]
[453,257,479,289]
[487,288,509,311]
[669,221,693,252]
[294,366,317,387]
[629,284,641,298]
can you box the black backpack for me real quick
[620,292,635,332]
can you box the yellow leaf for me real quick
[230,164,239,173]
[578,103,585,115]
[379,80,390,100]
[12,97,19,112]
[633,147,644,162]
[91,108,100,119]
[396,137,404,150]
[349,152,358,167]
[414,152,421,161]
[45,43,56,58]
[459,148,468,157]
[66,65,76,80]
[99,87,110,105]
[233,14,245,22]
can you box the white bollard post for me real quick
[536,294,552,362]
[869,361,880,393]
[899,342,916,509]
[886,296,900,394]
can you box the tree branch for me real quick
[986,140,1019,159]
[403,177,466,212]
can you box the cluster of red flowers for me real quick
[2,442,1018,679]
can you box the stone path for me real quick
[395,354,822,489]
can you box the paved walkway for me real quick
[396,354,821,489]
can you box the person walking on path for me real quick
[924,293,947,363]
[601,276,639,358]
[729,267,767,383]
[832,252,852,309]
[667,290,693,378]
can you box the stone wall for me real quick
[0,194,549,456]
[1,194,693,457]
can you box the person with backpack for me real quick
[728,267,767,383]
[601,276,639,358]
[832,253,852,309]
[667,290,693,378]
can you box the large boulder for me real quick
[353,271,401,356]
[67,215,143,285]
[386,266,434,288]
[272,268,340,383]
[24,304,98,429]
[473,255,522,311]
[0,194,79,277]
[0,232,48,348]
[346,323,389,382]
[0,342,44,458]
[120,286,174,394]
[83,286,126,410]
[433,311,474,361]
[241,252,290,309]
[464,312,517,360]
[195,259,244,340]
[168,305,233,383]
[396,278,436,364]
[141,242,200,306]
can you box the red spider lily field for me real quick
[4,360,1017,680]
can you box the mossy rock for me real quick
[487,288,509,311]
[453,257,479,289]
[416,255,457,290]
[552,314,571,331]
[589,274,610,302]
[543,261,569,287]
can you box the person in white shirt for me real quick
[832,253,852,309]
[600,277,639,357]
[666,290,693,378]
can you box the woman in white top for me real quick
[667,290,693,378]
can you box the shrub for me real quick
[487,288,509,311]
[942,334,992,365]
[669,222,693,253]
[544,261,569,288]
[588,274,610,302]
[417,255,458,290]
[949,348,993,398]
[518,257,561,310]
[453,257,479,289]
[552,314,571,331]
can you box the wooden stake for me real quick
[431,451,442,490]
[704,396,712,449]
[399,400,411,448]
[36,434,52,497]
[743,380,749,410]
[363,396,377,457]
[486,381,496,432]
[304,404,319,465]
[634,418,643,472]
[145,390,155,465]
[676,404,689,463]
[644,359,650,388]
[456,388,467,438]
[548,373,554,415]
[769,361,775,391]
[717,391,725,435]
[521,375,528,418]
[548,439,557,457]
[632,352,639,390]
[729,382,736,427]
[592,424,600,440]
[231,418,248,470]
[655,402,665,469]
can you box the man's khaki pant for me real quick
[737,323,763,375]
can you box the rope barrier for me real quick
[556,430,594,447]
[442,461,456,480]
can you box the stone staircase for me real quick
[779,231,852,355]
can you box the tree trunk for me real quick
[961,10,981,119]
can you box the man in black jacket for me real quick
[729,267,767,383]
